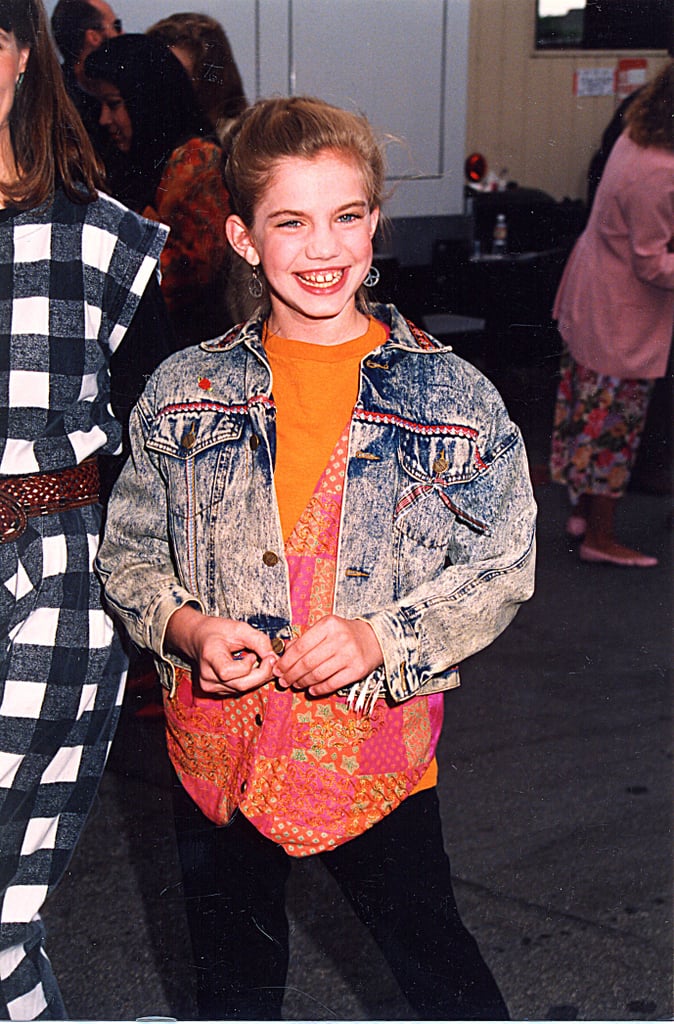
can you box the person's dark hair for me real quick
[146,13,247,139]
[85,33,213,210]
[223,95,387,317]
[0,0,104,208]
[51,0,101,65]
[626,60,674,151]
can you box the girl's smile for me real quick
[295,268,345,290]
[227,150,379,344]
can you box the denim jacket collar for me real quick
[202,303,446,361]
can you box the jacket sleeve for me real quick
[95,379,204,695]
[359,402,537,703]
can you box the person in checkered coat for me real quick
[0,0,168,1017]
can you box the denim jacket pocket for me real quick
[146,407,243,455]
[146,409,243,509]
[394,429,489,535]
[145,407,245,595]
[391,428,489,598]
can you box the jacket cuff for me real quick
[143,585,204,697]
[358,607,423,702]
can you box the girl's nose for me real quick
[305,223,339,259]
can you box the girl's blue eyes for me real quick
[275,213,363,228]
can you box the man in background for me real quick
[51,0,123,157]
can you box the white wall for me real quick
[44,0,470,231]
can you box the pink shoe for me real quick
[565,515,587,539]
[579,543,658,568]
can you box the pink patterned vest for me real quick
[164,426,443,856]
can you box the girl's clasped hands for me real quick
[165,605,382,698]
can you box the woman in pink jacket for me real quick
[550,60,674,567]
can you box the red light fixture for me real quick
[465,152,487,183]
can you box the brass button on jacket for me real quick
[271,637,285,655]
[181,425,197,449]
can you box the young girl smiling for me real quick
[97,95,537,1020]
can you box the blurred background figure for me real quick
[85,33,232,344]
[146,11,247,145]
[550,60,674,568]
[50,0,123,160]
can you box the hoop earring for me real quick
[248,264,263,299]
[363,266,380,288]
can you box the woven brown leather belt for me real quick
[0,457,100,544]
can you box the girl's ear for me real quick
[226,215,260,266]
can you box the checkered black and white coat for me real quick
[0,187,167,475]
[0,188,166,1020]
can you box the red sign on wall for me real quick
[616,58,648,100]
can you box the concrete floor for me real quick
[41,359,672,1022]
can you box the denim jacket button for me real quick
[181,425,197,449]
[271,637,285,655]
[433,453,449,475]
[249,434,260,451]
[262,550,279,566]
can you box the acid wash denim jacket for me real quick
[96,303,537,703]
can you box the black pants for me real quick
[172,781,509,1021]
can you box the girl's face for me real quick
[90,79,133,152]
[227,150,379,341]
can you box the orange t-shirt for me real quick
[265,318,437,794]
[265,317,385,542]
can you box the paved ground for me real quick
[41,358,672,1022]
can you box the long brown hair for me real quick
[0,0,104,209]
[626,60,674,152]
